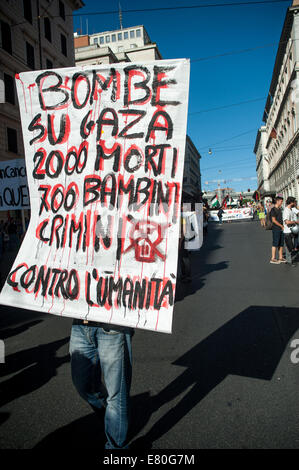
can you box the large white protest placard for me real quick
[0,60,190,334]
[0,159,29,211]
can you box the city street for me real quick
[1,219,299,450]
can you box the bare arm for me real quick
[272,216,284,230]
[284,219,297,226]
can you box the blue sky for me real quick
[73,0,290,192]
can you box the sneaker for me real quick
[270,259,280,264]
[279,258,287,264]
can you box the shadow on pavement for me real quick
[0,304,45,331]
[0,320,43,340]
[34,411,106,450]
[0,337,69,408]
[129,305,299,449]
[175,225,227,302]
[0,412,10,426]
[31,305,299,450]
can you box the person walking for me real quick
[203,205,209,236]
[257,202,266,228]
[178,205,192,282]
[217,207,224,225]
[292,200,299,252]
[269,195,287,264]
[283,196,298,266]
[69,321,134,449]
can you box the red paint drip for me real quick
[15,74,27,113]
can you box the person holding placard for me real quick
[70,321,134,449]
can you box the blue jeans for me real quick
[69,320,133,449]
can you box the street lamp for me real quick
[218,170,222,205]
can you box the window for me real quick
[93,37,98,44]
[44,17,52,42]
[26,41,35,69]
[99,37,104,45]
[23,0,33,23]
[136,29,141,38]
[112,34,116,42]
[130,30,135,39]
[1,21,12,55]
[59,1,65,20]
[124,31,128,39]
[4,73,15,104]
[7,128,18,154]
[118,32,122,40]
[46,58,53,69]
[61,33,67,56]
[105,35,110,43]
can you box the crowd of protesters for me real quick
[262,194,299,267]
[237,194,299,267]
[192,194,299,269]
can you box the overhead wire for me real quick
[200,159,255,171]
[198,128,258,150]
[188,96,267,115]
[69,0,291,19]
[202,162,256,172]
[202,147,253,154]
[206,144,253,150]
[12,0,291,28]
[190,40,293,63]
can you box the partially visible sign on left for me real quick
[0,159,29,211]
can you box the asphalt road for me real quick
[0,220,299,450]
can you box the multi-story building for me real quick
[182,135,202,202]
[74,25,162,66]
[0,0,83,221]
[254,0,299,200]
[253,126,271,196]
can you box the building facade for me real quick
[0,0,83,220]
[0,0,83,161]
[255,1,299,200]
[182,135,202,201]
[74,25,162,65]
[254,126,271,196]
